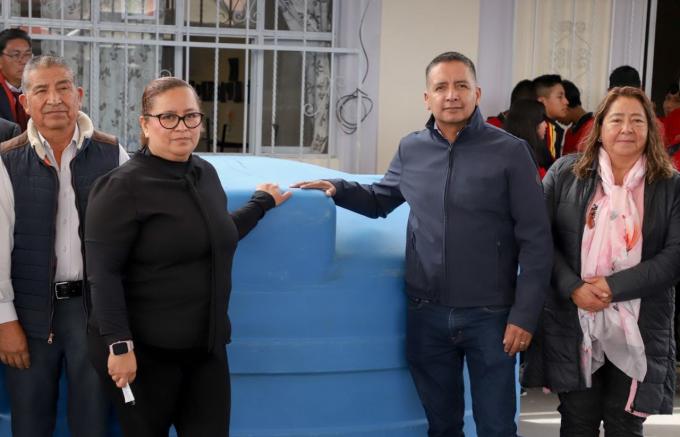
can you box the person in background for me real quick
[0,55,128,437]
[607,65,671,148]
[534,74,568,162]
[608,65,642,90]
[0,118,19,142]
[0,28,32,132]
[661,81,680,148]
[560,80,593,155]
[85,77,291,436]
[487,79,537,128]
[667,81,680,365]
[523,86,680,437]
[292,51,553,437]
[503,99,551,178]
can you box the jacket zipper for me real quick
[185,174,218,351]
[573,170,597,389]
[441,126,462,293]
[576,172,598,275]
[443,142,454,290]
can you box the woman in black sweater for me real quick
[85,77,290,436]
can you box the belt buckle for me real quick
[54,281,71,300]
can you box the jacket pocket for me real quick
[404,232,427,294]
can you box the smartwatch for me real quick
[109,340,134,356]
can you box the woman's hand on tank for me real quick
[289,180,336,197]
[256,183,293,206]
[108,351,137,388]
[571,282,609,312]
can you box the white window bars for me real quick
[1,0,362,159]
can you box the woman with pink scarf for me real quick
[522,86,680,436]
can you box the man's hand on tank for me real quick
[290,180,336,197]
[256,183,293,206]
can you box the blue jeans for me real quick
[406,297,517,437]
[5,297,111,437]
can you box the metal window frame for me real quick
[0,0,358,157]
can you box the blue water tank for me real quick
[0,156,515,436]
[210,156,428,436]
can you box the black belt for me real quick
[54,281,83,300]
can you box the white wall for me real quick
[376,0,480,172]
[477,0,515,120]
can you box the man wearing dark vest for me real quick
[0,28,32,132]
[0,55,129,437]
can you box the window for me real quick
[2,0,364,160]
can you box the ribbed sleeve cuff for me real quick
[251,190,276,213]
[326,179,345,197]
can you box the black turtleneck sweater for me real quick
[84,150,274,352]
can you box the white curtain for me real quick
[513,0,613,112]
[98,43,157,149]
[38,0,157,149]
[279,0,331,152]
[38,1,91,114]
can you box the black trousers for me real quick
[88,333,230,437]
[557,359,645,437]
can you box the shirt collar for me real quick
[5,80,22,94]
[39,124,80,155]
[434,121,444,136]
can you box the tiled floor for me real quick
[519,387,680,437]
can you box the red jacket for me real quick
[562,113,593,155]
[662,107,680,147]
[486,113,505,128]
[0,71,27,132]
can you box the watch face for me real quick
[112,342,129,355]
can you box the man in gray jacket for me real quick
[293,51,553,437]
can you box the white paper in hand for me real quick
[122,383,135,405]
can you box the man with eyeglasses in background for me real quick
[0,28,33,132]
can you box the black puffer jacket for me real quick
[522,153,679,414]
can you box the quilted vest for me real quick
[1,130,119,339]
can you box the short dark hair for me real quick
[562,80,582,108]
[608,65,641,89]
[503,99,550,169]
[533,74,563,98]
[0,28,31,53]
[425,51,477,84]
[510,79,536,104]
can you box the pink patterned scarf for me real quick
[579,148,648,417]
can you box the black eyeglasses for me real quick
[1,51,33,62]
[144,112,204,129]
